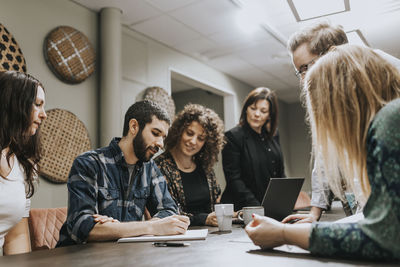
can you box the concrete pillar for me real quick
[99,7,122,146]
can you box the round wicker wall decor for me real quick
[0,23,27,73]
[143,87,176,121]
[44,26,95,84]
[39,109,92,183]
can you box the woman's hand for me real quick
[245,214,285,249]
[282,213,317,224]
[93,214,120,224]
[205,212,218,226]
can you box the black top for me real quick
[221,124,285,210]
[180,166,211,225]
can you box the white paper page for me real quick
[117,229,208,243]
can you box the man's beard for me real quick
[133,130,157,162]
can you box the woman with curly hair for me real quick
[221,87,285,211]
[155,104,225,226]
[0,71,47,255]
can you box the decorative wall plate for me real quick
[143,86,176,121]
[44,26,95,84]
[0,23,27,72]
[39,109,91,183]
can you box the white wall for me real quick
[0,0,99,208]
[121,26,253,122]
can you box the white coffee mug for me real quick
[237,206,264,225]
[214,204,234,231]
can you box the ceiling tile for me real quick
[130,15,201,46]
[208,27,270,45]
[169,0,238,35]
[236,40,287,67]
[173,37,216,55]
[72,0,161,25]
[146,0,200,12]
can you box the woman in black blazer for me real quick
[221,87,285,211]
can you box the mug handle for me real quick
[237,210,243,221]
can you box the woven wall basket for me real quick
[0,23,27,72]
[143,87,176,121]
[44,26,95,84]
[39,109,91,183]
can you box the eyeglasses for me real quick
[294,55,320,78]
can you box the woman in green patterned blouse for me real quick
[245,44,400,260]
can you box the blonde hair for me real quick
[304,44,400,205]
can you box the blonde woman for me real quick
[245,44,400,260]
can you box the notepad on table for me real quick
[117,229,208,243]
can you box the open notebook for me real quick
[117,229,208,243]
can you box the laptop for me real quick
[261,177,305,221]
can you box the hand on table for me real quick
[282,213,317,224]
[93,214,120,224]
[150,215,190,235]
[205,212,218,226]
[245,214,285,249]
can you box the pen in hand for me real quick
[177,203,183,215]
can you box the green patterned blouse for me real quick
[309,98,400,261]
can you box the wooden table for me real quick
[0,203,395,266]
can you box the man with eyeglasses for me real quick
[283,22,400,224]
[283,22,353,224]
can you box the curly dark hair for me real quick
[165,104,225,173]
[0,71,44,198]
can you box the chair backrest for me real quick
[28,207,67,250]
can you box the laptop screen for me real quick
[261,177,304,221]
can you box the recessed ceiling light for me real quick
[346,30,369,47]
[287,0,350,21]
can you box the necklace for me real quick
[181,160,194,170]
[171,149,195,171]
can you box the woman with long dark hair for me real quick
[0,71,47,255]
[221,87,285,211]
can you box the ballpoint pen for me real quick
[153,242,190,247]
[177,203,183,215]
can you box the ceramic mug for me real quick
[214,204,234,231]
[237,206,265,225]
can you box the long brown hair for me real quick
[0,71,44,197]
[239,87,278,139]
[304,44,400,204]
[164,104,225,173]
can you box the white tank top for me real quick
[0,156,30,250]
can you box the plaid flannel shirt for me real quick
[57,138,178,247]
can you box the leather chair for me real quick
[28,207,67,250]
